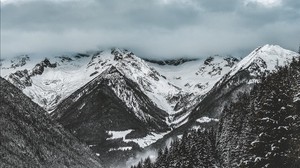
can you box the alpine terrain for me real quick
[1,44,299,167]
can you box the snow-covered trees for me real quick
[248,58,300,167]
[132,57,300,168]
[133,129,217,168]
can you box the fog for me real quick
[1,0,300,59]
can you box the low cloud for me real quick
[1,0,300,59]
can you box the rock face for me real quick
[0,77,103,168]
[51,66,170,167]
[144,58,198,66]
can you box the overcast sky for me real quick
[1,0,300,59]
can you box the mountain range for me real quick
[1,44,299,167]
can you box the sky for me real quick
[1,0,300,59]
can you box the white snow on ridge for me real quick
[228,44,298,78]
[0,49,182,113]
[1,54,99,111]
[148,56,236,96]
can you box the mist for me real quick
[1,0,300,59]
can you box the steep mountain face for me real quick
[52,65,170,139]
[1,53,95,112]
[133,57,300,168]
[145,45,299,153]
[51,66,172,167]
[0,49,181,114]
[148,55,239,126]
[186,45,299,126]
[0,77,103,168]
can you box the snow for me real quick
[171,111,190,127]
[124,131,169,148]
[196,116,219,123]
[191,125,201,130]
[0,49,182,114]
[1,54,101,112]
[224,44,298,83]
[254,157,262,162]
[106,130,170,148]
[148,55,237,97]
[177,134,183,139]
[109,146,133,151]
[107,130,133,140]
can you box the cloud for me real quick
[1,0,300,59]
[245,0,282,8]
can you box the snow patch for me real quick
[107,130,133,140]
[196,116,219,123]
[124,132,169,148]
[109,146,133,152]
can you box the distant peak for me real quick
[144,58,198,66]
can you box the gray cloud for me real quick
[1,0,300,59]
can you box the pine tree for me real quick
[143,157,152,168]
[248,62,300,167]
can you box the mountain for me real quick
[148,55,240,127]
[145,45,299,153]
[0,77,103,168]
[133,56,300,168]
[182,45,299,130]
[1,44,299,167]
[50,65,172,167]
[0,49,182,114]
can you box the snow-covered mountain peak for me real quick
[213,44,299,90]
[0,49,182,114]
[228,44,298,78]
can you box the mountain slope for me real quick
[0,77,103,168]
[188,45,299,123]
[216,57,300,167]
[51,66,171,167]
[0,49,182,114]
[146,45,299,151]
[133,56,300,168]
[148,55,239,127]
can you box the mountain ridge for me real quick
[1,44,299,167]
